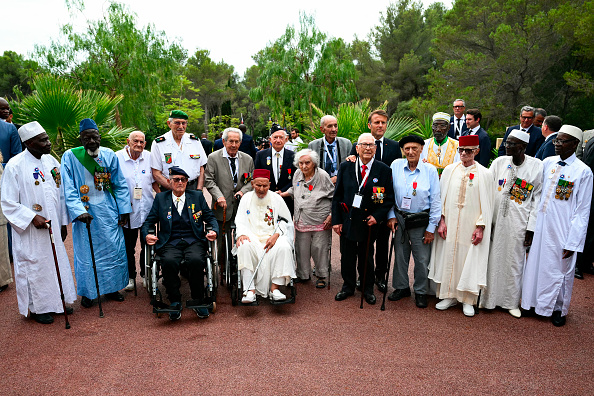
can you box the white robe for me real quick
[0,150,76,316]
[428,161,494,304]
[233,191,296,297]
[482,156,542,310]
[521,154,593,316]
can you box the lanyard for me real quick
[324,143,337,167]
[127,147,141,187]
[401,165,419,196]
[355,159,370,193]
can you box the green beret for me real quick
[169,110,188,120]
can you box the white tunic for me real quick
[521,154,593,316]
[116,147,155,229]
[1,150,76,316]
[233,191,296,297]
[150,131,207,181]
[482,155,543,310]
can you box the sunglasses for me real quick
[458,148,477,154]
[171,177,188,183]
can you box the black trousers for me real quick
[122,227,145,278]
[373,223,391,281]
[158,240,206,304]
[340,233,376,295]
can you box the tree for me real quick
[0,51,42,99]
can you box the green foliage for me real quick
[156,75,204,136]
[10,74,132,160]
[0,51,42,99]
[208,116,240,140]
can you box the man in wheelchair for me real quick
[234,169,296,303]
[142,166,218,320]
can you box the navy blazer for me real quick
[254,147,296,192]
[498,124,544,157]
[201,139,213,156]
[239,133,257,159]
[448,115,469,140]
[468,127,492,167]
[141,190,218,251]
[213,138,223,151]
[535,133,557,160]
[350,137,402,167]
[331,160,395,242]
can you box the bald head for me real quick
[127,130,146,159]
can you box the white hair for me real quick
[128,130,145,140]
[222,127,243,142]
[453,99,465,106]
[320,115,337,128]
[357,132,374,144]
[293,149,320,167]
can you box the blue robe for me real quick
[61,147,132,298]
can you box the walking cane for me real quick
[46,221,71,329]
[86,222,104,318]
[359,225,373,309]
[381,230,396,311]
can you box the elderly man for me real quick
[0,157,11,294]
[448,99,469,140]
[205,127,254,266]
[150,110,207,191]
[421,112,460,177]
[142,166,218,320]
[521,125,593,326]
[308,115,353,184]
[62,118,131,308]
[576,128,594,160]
[535,115,562,160]
[482,131,543,318]
[332,133,395,304]
[1,122,76,324]
[116,131,158,291]
[234,169,296,303]
[575,136,594,279]
[498,106,544,157]
[429,135,494,317]
[464,109,491,167]
[387,135,441,308]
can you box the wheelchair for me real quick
[144,225,218,317]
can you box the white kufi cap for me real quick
[508,130,530,143]
[18,121,46,143]
[432,112,450,123]
[558,124,582,142]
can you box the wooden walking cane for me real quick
[86,222,104,318]
[46,220,71,329]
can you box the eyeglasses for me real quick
[458,148,477,154]
[552,138,574,145]
[520,116,534,120]
[172,121,187,126]
[503,141,520,147]
[171,177,188,183]
[357,143,376,149]
[453,105,465,108]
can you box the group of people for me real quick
[0,101,592,328]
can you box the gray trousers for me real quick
[392,225,431,294]
[295,229,331,279]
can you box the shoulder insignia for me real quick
[155,136,166,143]
[189,134,199,140]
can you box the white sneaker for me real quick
[463,303,475,317]
[242,290,256,304]
[509,308,522,318]
[435,298,457,310]
[269,289,286,301]
[124,278,135,291]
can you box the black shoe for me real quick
[388,288,411,301]
[583,264,594,275]
[415,294,428,308]
[375,277,387,293]
[552,311,566,327]
[575,267,584,280]
[80,296,94,308]
[293,277,311,284]
[0,284,8,293]
[169,302,182,321]
[335,290,354,301]
[194,307,210,319]
[364,293,376,305]
[30,312,54,324]
[356,280,362,291]
[56,306,74,315]
[105,291,125,302]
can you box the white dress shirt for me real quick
[116,147,155,229]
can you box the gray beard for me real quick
[86,148,100,158]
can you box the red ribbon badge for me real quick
[469,173,475,180]
[373,187,377,193]
[308,185,313,191]
[287,169,291,175]
[413,181,417,189]
[521,179,527,188]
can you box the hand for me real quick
[119,213,130,227]
[562,249,574,259]
[216,196,227,209]
[61,225,68,242]
[423,231,434,245]
[275,190,283,195]
[206,230,217,241]
[323,215,332,230]
[471,226,484,245]
[236,235,251,247]
[387,218,398,231]
[345,155,357,162]
[366,215,377,226]
[76,213,94,224]
[32,215,48,229]
[524,230,534,247]
[333,224,342,236]
[264,233,279,252]
[146,234,158,245]
[330,176,337,184]
[437,218,447,239]
[234,191,244,200]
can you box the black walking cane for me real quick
[381,230,396,311]
[86,222,104,318]
[359,225,373,309]
[46,220,71,329]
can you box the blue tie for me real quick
[325,145,335,174]
[558,161,567,166]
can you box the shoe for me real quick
[575,267,584,279]
[105,291,125,302]
[194,307,210,319]
[169,302,182,321]
[242,290,256,304]
[364,293,376,305]
[315,278,327,288]
[0,284,8,293]
[583,264,594,275]
[142,277,146,288]
[80,296,94,308]
[269,289,286,301]
[462,303,475,317]
[509,308,522,318]
[30,312,54,324]
[356,280,362,291]
[415,294,428,308]
[375,277,387,293]
[293,277,310,284]
[124,278,135,291]
[388,288,411,301]
[335,290,354,301]
[552,311,566,327]
[56,306,74,315]
[435,298,457,310]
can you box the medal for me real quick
[288,168,292,180]
[468,173,475,186]
[164,153,172,164]
[32,204,42,212]
[51,167,61,188]
[412,181,417,196]
[80,185,90,194]
[266,156,271,166]
[33,172,40,185]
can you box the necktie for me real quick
[325,145,335,175]
[175,197,181,212]
[558,160,567,166]
[229,157,237,184]
[375,140,382,161]
[457,118,461,136]
[361,164,367,184]
[275,152,281,183]
[521,128,526,132]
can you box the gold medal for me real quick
[412,190,417,196]
[498,186,502,191]
[32,204,42,212]
[35,181,40,185]
[565,193,570,199]
[555,194,560,199]
[80,185,90,194]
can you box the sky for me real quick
[2,0,452,76]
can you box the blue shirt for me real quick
[0,121,22,166]
[388,158,441,233]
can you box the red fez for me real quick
[459,135,479,147]
[253,169,270,180]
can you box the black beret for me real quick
[168,166,189,178]
[399,135,425,147]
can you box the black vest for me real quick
[169,203,197,246]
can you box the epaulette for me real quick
[155,135,166,143]
[189,134,198,140]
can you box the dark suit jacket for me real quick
[349,137,402,167]
[213,138,223,151]
[331,160,395,242]
[201,139,213,156]
[448,115,468,140]
[239,133,257,159]
[254,147,296,192]
[498,124,544,157]
[141,190,218,251]
[468,127,492,167]
[535,133,557,160]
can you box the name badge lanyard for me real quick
[355,158,370,193]
[324,143,337,173]
[401,169,419,197]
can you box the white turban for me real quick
[18,121,46,143]
[432,112,450,123]
[509,130,530,143]
[558,125,583,142]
